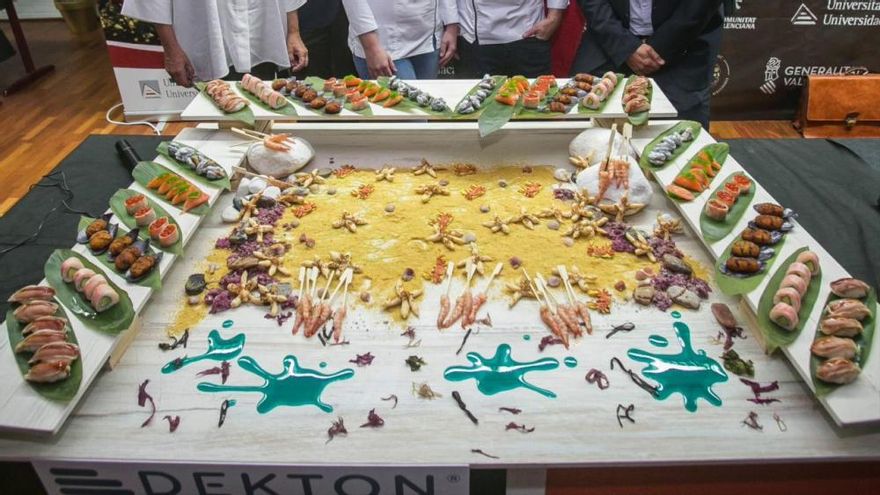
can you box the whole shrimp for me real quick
[556,304,582,337]
[436,262,454,329]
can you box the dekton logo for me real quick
[760,57,781,94]
[792,3,819,25]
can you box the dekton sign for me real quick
[33,461,468,495]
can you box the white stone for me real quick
[553,168,572,182]
[221,205,240,223]
[575,155,653,206]
[248,177,268,194]
[246,137,315,179]
[235,178,252,199]
[263,186,281,200]
[568,128,637,167]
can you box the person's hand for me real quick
[164,46,195,87]
[523,9,563,40]
[364,45,396,78]
[288,33,309,72]
[627,44,665,75]
[439,24,459,67]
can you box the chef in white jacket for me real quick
[457,0,568,77]
[122,0,309,87]
[342,0,459,79]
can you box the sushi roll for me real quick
[723,181,741,199]
[83,274,108,302]
[60,257,84,283]
[811,336,858,360]
[158,224,179,248]
[769,302,799,331]
[602,71,618,86]
[815,357,860,384]
[830,278,870,299]
[795,251,820,277]
[779,273,808,296]
[523,91,541,109]
[7,285,56,304]
[819,317,863,338]
[581,93,601,109]
[133,207,156,227]
[333,83,347,97]
[149,217,169,239]
[90,283,120,313]
[73,268,96,292]
[349,95,369,111]
[715,190,737,208]
[732,175,751,194]
[786,262,813,282]
[773,287,802,313]
[704,199,728,221]
[124,194,148,215]
[267,91,287,109]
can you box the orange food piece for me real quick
[383,94,403,107]
[666,184,695,201]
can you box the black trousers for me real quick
[294,8,355,79]
[224,62,283,82]
[460,37,552,78]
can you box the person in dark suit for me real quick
[571,0,723,127]
[294,0,356,78]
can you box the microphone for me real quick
[115,139,142,171]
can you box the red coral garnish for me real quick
[293,202,317,218]
[424,255,448,283]
[519,182,542,198]
[588,289,613,314]
[163,415,180,433]
[327,417,348,443]
[431,212,454,233]
[333,164,356,178]
[349,352,375,367]
[586,242,615,258]
[360,409,385,428]
[138,379,156,428]
[196,361,231,384]
[452,163,477,176]
[462,184,486,200]
[351,184,375,199]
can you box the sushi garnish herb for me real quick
[360,409,385,428]
[138,379,156,428]
[452,390,478,425]
[585,368,610,390]
[720,349,755,377]
[349,352,376,367]
[158,329,189,351]
[380,394,399,409]
[616,403,636,428]
[163,415,181,433]
[741,411,763,431]
[326,417,348,443]
[505,422,535,433]
[498,407,522,415]
[405,355,427,372]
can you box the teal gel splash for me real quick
[222,320,234,328]
[563,357,578,368]
[319,361,327,368]
[670,311,682,318]
[161,329,245,374]
[522,334,531,341]
[627,321,728,412]
[444,343,559,398]
[197,356,354,413]
[648,335,669,348]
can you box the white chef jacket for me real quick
[342,0,458,60]
[122,0,307,81]
[458,0,569,46]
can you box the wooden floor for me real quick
[0,19,799,217]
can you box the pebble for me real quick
[188,295,201,306]
[289,218,301,228]
[316,167,333,178]
[221,205,240,223]
[509,257,522,269]
[480,205,490,213]
[402,268,415,281]
[463,232,477,243]
[633,282,655,306]
[235,178,252,198]
[553,168,572,182]
[326,187,337,195]
[384,204,396,213]
[439,179,449,186]
[248,177,268,194]
[309,184,321,193]
[294,187,310,196]
[614,280,627,292]
[360,291,371,303]
[662,254,693,276]
[562,237,574,247]
[262,186,281,200]
[185,273,207,295]
[547,220,560,231]
[232,196,244,211]
[498,179,508,188]
[547,276,561,288]
[668,285,701,310]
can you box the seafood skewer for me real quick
[436,262,455,329]
[291,267,308,335]
[524,269,569,348]
[465,263,503,327]
[442,261,476,329]
[305,270,336,338]
[557,265,593,334]
[331,270,353,343]
[536,274,581,338]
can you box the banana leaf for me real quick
[109,189,183,255]
[44,249,135,335]
[302,76,374,116]
[714,233,788,296]
[666,143,729,203]
[811,286,877,397]
[193,81,255,126]
[452,75,507,120]
[156,141,231,191]
[577,73,625,116]
[376,76,452,117]
[479,96,522,138]
[638,120,702,170]
[132,161,210,216]
[76,217,163,290]
[699,171,756,243]
[235,82,298,117]
[755,247,823,353]
[5,303,82,402]
[624,75,653,126]
[515,85,566,119]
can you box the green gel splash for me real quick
[648,334,669,347]
[670,311,682,318]
[444,344,559,398]
[319,361,327,368]
[161,329,245,374]
[564,357,578,368]
[628,322,728,412]
[222,320,234,328]
[522,334,531,341]
[198,356,354,413]
[226,399,237,407]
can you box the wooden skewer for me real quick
[232,166,296,190]
[341,273,350,307]
[481,263,504,293]
[309,267,319,297]
[328,268,353,303]
[320,271,336,301]
[521,268,544,306]
[535,274,559,312]
[604,123,618,166]
[556,265,577,305]
[230,127,270,141]
[443,261,455,296]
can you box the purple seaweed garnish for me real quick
[349,352,376,367]
[163,415,180,433]
[360,409,385,428]
[138,379,156,428]
[327,417,348,443]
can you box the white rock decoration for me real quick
[246,137,315,179]
[235,177,251,199]
[568,128,636,167]
[221,205,240,223]
[575,155,653,206]
[263,186,281,200]
[248,177,268,195]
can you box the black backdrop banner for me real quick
[712,0,878,120]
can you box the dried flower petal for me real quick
[538,335,564,351]
[163,415,180,433]
[499,407,522,415]
[218,399,234,427]
[471,449,500,459]
[327,417,348,443]
[349,352,376,367]
[742,411,763,431]
[505,422,535,433]
[138,379,156,428]
[585,369,610,390]
[381,394,399,409]
[405,355,427,371]
[360,409,385,428]
[158,330,189,351]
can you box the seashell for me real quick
[262,186,281,200]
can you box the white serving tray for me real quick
[631,121,880,426]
